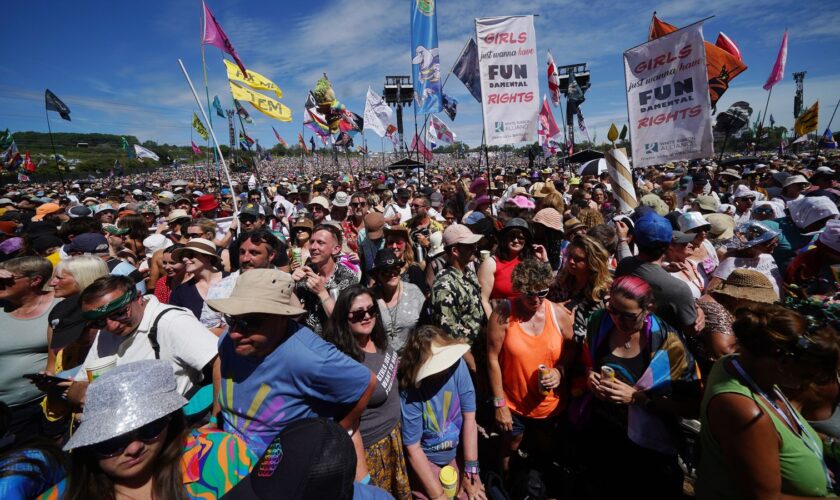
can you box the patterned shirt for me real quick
[38,427,255,499]
[431,265,485,344]
[295,262,359,335]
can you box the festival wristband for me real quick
[360,474,371,485]
[492,397,506,408]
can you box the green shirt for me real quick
[697,355,830,499]
[431,265,485,344]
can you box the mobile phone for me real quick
[22,373,67,385]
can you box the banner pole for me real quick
[179,59,238,213]
[44,108,64,182]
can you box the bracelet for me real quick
[464,459,479,468]
[464,465,480,475]
[492,397,506,408]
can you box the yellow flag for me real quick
[229,82,292,122]
[224,59,283,98]
[607,123,619,143]
[192,113,209,141]
[795,101,819,137]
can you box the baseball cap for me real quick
[64,233,109,254]
[634,213,673,247]
[32,203,60,221]
[239,203,265,218]
[442,224,482,247]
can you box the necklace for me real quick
[624,340,632,349]
[384,283,402,339]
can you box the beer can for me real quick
[291,248,302,267]
[538,364,551,395]
[601,366,616,382]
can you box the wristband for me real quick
[464,465,480,475]
[360,474,371,485]
[492,397,506,408]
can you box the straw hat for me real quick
[710,269,777,304]
[532,208,564,232]
[705,213,735,240]
[171,238,220,265]
[207,268,306,317]
[564,217,586,234]
[414,340,470,387]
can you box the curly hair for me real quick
[323,285,389,362]
[577,207,605,229]
[398,325,463,390]
[511,258,553,294]
[555,235,612,303]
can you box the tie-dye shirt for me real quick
[37,426,255,499]
[400,358,476,465]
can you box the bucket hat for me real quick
[710,269,777,304]
[171,238,220,265]
[415,340,470,387]
[207,268,306,317]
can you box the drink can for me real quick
[601,366,616,382]
[538,364,551,395]
[291,248,302,267]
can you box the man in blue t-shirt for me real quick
[207,268,376,479]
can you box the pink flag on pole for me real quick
[202,1,248,77]
[547,50,560,107]
[715,32,743,62]
[191,141,202,155]
[763,30,788,91]
[411,134,433,161]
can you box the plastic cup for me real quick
[86,355,117,383]
[831,264,840,283]
[479,250,490,262]
[439,465,458,499]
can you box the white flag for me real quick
[363,87,393,137]
[429,115,455,144]
[133,144,159,161]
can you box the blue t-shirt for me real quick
[353,481,395,499]
[0,448,65,499]
[218,321,372,456]
[400,358,476,465]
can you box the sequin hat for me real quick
[64,360,187,451]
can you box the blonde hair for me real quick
[556,235,612,303]
[54,255,110,293]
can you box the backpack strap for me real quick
[148,307,185,360]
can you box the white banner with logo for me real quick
[476,15,539,146]
[623,22,713,168]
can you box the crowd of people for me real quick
[1,148,840,499]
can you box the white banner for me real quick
[476,15,539,146]
[623,22,713,168]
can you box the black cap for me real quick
[396,188,410,199]
[371,248,404,274]
[222,418,356,500]
[48,295,87,350]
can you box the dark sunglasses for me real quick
[239,215,257,223]
[411,203,427,209]
[507,232,527,242]
[522,289,550,298]
[90,416,171,457]
[606,304,643,321]
[225,314,265,333]
[350,201,367,208]
[88,301,134,329]
[348,305,379,323]
[186,232,204,239]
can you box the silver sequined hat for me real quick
[63,360,187,451]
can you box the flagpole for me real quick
[44,108,64,182]
[179,59,239,213]
[199,7,220,181]
[758,86,773,148]
[827,97,840,132]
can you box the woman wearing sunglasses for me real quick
[323,284,411,499]
[383,226,428,296]
[39,360,254,500]
[370,248,427,352]
[486,258,573,480]
[169,239,226,321]
[581,276,700,499]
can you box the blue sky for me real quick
[2,0,839,153]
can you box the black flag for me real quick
[310,136,317,153]
[45,89,71,121]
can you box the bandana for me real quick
[82,289,137,320]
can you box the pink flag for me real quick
[411,134,433,161]
[538,96,561,142]
[763,30,788,91]
[202,1,248,77]
[715,33,743,62]
[191,141,202,155]
[547,50,560,107]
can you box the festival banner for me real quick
[363,87,393,137]
[45,89,71,121]
[191,141,202,155]
[272,126,287,147]
[234,99,254,123]
[192,113,209,140]
[223,59,283,98]
[134,144,159,161]
[410,0,442,113]
[212,95,225,118]
[229,82,292,122]
[624,21,714,168]
[795,101,819,137]
[605,147,637,212]
[476,15,539,146]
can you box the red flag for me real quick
[410,134,433,161]
[538,97,560,155]
[649,15,747,107]
[546,50,560,107]
[191,141,202,156]
[763,30,788,91]
[298,133,309,154]
[715,32,743,62]
[23,151,36,172]
[272,126,288,147]
[202,1,247,77]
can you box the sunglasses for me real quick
[522,288,550,298]
[377,266,401,277]
[186,232,204,239]
[348,305,379,323]
[225,314,265,333]
[88,301,134,329]
[90,416,171,458]
[411,203,427,209]
[350,201,367,208]
[606,304,643,321]
[507,232,526,242]
[239,215,257,224]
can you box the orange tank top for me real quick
[500,301,566,419]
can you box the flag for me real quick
[133,144,159,161]
[17,172,29,183]
[427,115,456,147]
[120,136,135,158]
[357,145,368,154]
[298,133,309,154]
[577,109,591,143]
[821,128,837,149]
[567,73,585,107]
[779,137,787,156]
[442,93,458,121]
[715,33,743,61]
[649,15,747,107]
[272,126,287,147]
[229,82,291,122]
[202,1,247,77]
[619,124,628,141]
[792,135,809,145]
[339,111,364,134]
[410,134,433,161]
[763,30,788,91]
[452,38,482,103]
[192,113,209,140]
[363,87,393,137]
[770,114,776,128]
[223,59,282,99]
[45,89,71,121]
[304,92,331,136]
[547,50,561,107]
[36,158,47,169]
[213,95,225,118]
[234,99,254,124]
[23,151,35,172]
[336,132,354,149]
[239,131,254,148]
[795,101,819,137]
[2,141,20,169]
[310,136,317,152]
[411,0,442,113]
[607,123,619,143]
[385,124,399,146]
[538,96,561,157]
[0,129,12,150]
[191,141,202,155]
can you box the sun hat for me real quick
[165,209,191,223]
[633,213,673,247]
[732,185,756,200]
[64,360,188,451]
[171,238,220,264]
[563,217,586,234]
[137,202,159,215]
[639,194,669,216]
[414,340,470,387]
[783,174,810,189]
[207,268,306,317]
[506,195,536,209]
[143,234,173,260]
[32,203,60,221]
[307,196,330,210]
[222,418,357,500]
[499,217,532,239]
[678,211,712,233]
[818,219,840,254]
[331,191,350,208]
[428,231,445,257]
[383,225,410,239]
[787,196,840,231]
[727,221,781,249]
[0,198,13,207]
[469,178,488,194]
[442,223,482,247]
[671,231,696,245]
[362,212,385,240]
[371,248,404,274]
[710,269,778,304]
[705,213,736,240]
[694,195,720,213]
[719,168,742,180]
[64,233,109,254]
[473,194,492,207]
[94,204,117,216]
[195,194,219,212]
[532,208,564,232]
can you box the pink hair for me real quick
[611,275,654,309]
